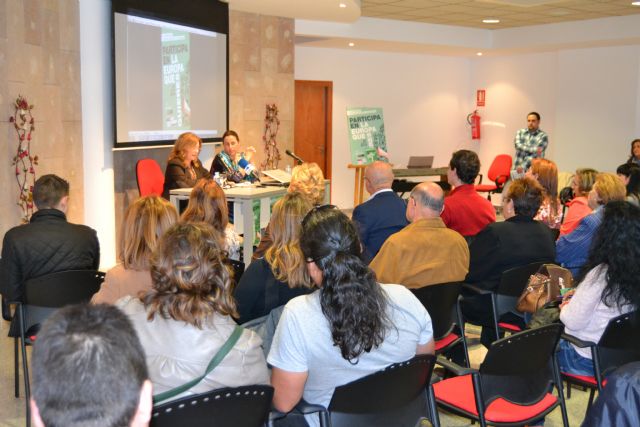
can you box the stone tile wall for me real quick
[0,0,83,237]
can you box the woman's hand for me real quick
[559,289,575,310]
[244,146,257,162]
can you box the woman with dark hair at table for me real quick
[162,132,210,199]
[461,177,556,348]
[267,207,433,427]
[210,130,257,183]
[557,201,640,376]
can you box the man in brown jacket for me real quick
[370,182,469,288]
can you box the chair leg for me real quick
[19,307,31,427]
[14,337,19,398]
[427,386,440,427]
[566,381,571,399]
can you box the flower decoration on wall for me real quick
[9,95,38,223]
[261,103,281,170]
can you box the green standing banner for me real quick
[346,107,388,165]
[162,29,191,131]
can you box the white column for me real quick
[79,0,117,270]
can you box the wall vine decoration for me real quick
[9,95,38,223]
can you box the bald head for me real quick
[408,182,444,221]
[365,161,394,193]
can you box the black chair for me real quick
[433,324,569,427]
[275,355,439,427]
[151,385,273,427]
[411,283,469,367]
[561,310,640,413]
[14,270,104,426]
[463,262,544,342]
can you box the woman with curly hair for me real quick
[268,207,434,427]
[234,192,315,324]
[558,201,640,375]
[162,132,210,199]
[118,222,268,401]
[92,196,178,304]
[181,179,242,261]
[527,158,562,230]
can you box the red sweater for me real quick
[441,184,496,236]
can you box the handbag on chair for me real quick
[516,264,573,314]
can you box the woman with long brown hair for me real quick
[118,222,268,401]
[527,158,562,229]
[234,192,315,323]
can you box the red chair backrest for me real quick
[136,159,164,196]
[487,154,512,185]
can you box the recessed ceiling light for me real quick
[339,3,347,8]
[476,52,483,56]
[348,42,355,47]
[482,18,500,24]
[632,1,640,5]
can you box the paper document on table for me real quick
[262,169,292,183]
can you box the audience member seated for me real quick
[461,177,556,348]
[268,207,434,427]
[559,168,598,236]
[441,150,496,238]
[557,173,626,277]
[627,138,640,166]
[234,192,315,324]
[370,182,469,288]
[162,132,210,199]
[616,162,640,206]
[557,201,640,376]
[31,304,152,427]
[527,158,562,230]
[180,179,242,261]
[253,162,326,260]
[1,174,100,333]
[210,130,257,183]
[93,196,177,304]
[118,222,269,401]
[351,161,409,261]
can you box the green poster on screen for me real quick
[346,107,388,165]
[162,29,190,130]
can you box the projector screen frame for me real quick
[111,0,229,149]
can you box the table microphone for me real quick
[285,150,304,165]
[238,158,260,182]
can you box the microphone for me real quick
[285,149,304,165]
[238,158,260,182]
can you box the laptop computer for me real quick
[407,156,434,169]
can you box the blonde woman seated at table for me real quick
[162,132,210,199]
[234,192,315,324]
[92,196,178,304]
[118,222,269,401]
[252,162,325,260]
[527,158,562,230]
[181,179,242,261]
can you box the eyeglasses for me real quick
[301,204,339,227]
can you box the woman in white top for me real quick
[181,178,242,261]
[268,207,434,427]
[558,201,640,376]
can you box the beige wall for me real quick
[0,0,83,236]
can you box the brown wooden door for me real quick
[294,80,332,179]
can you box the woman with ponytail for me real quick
[267,207,434,426]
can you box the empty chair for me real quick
[136,158,165,197]
[151,385,273,427]
[433,324,568,427]
[475,154,512,200]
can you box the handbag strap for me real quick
[153,325,244,404]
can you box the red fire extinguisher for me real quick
[467,110,481,140]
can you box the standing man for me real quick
[370,182,469,288]
[352,161,408,261]
[514,112,548,174]
[441,150,496,239]
[0,174,100,304]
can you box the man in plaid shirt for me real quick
[513,112,548,174]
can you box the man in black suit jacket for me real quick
[352,161,408,262]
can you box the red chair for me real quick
[434,324,569,427]
[136,159,165,197]
[475,154,512,200]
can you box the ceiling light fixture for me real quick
[339,3,347,8]
[477,52,483,56]
[348,42,355,47]
[632,1,640,5]
[482,18,500,24]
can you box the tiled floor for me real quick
[0,317,593,426]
